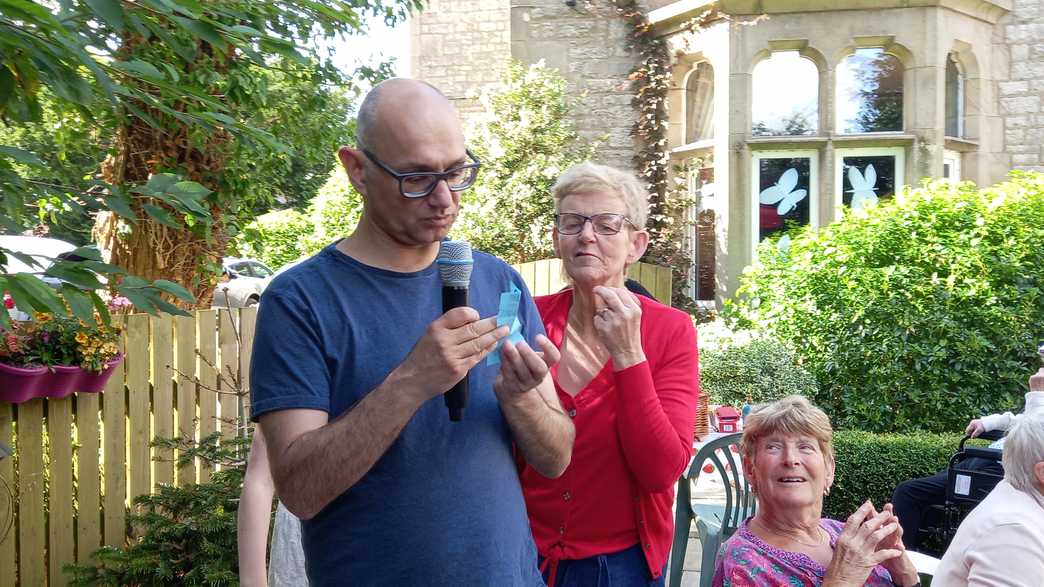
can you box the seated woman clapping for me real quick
[713,395,920,587]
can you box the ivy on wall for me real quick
[615,1,723,313]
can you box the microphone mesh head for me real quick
[437,240,473,287]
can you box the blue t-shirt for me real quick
[250,243,546,587]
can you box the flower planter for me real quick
[0,353,124,403]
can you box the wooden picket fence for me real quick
[0,307,257,587]
[512,258,673,305]
[0,259,669,586]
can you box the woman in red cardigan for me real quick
[519,162,701,587]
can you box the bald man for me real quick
[249,79,574,586]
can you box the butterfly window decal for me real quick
[847,164,878,210]
[759,167,808,216]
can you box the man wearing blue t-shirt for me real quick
[249,79,575,586]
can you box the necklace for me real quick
[752,517,827,549]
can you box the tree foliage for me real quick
[233,166,363,267]
[454,60,597,263]
[0,0,417,324]
[726,172,1044,433]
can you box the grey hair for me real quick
[1002,410,1044,495]
[355,79,447,152]
[551,162,650,230]
[740,394,835,469]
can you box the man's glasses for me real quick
[554,212,637,235]
[362,148,482,198]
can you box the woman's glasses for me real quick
[554,212,637,235]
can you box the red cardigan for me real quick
[519,289,701,580]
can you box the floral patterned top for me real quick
[712,518,896,587]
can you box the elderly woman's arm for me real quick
[613,308,700,493]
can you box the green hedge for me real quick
[824,430,962,521]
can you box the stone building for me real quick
[412,0,1044,305]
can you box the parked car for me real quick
[0,235,78,278]
[213,257,274,308]
[1,235,79,320]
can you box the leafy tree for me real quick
[0,0,417,324]
[455,60,597,263]
[232,165,364,266]
[238,61,594,267]
[300,167,363,254]
[726,173,1044,433]
[0,89,105,244]
[234,209,312,269]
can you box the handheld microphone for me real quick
[437,240,473,421]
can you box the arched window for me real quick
[946,53,964,138]
[685,62,714,144]
[751,51,819,136]
[836,48,904,133]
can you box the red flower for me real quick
[3,293,13,309]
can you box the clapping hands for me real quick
[824,501,917,587]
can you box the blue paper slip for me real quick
[487,284,524,366]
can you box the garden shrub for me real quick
[299,169,363,256]
[697,320,818,406]
[455,60,597,264]
[236,209,312,269]
[824,430,962,521]
[234,167,363,266]
[727,172,1044,433]
[66,433,255,586]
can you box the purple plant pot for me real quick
[0,354,123,403]
[0,362,49,403]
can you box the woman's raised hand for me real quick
[591,286,645,370]
[823,501,905,587]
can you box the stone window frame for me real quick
[943,149,962,182]
[832,146,906,220]
[945,52,966,139]
[747,41,828,140]
[682,60,715,146]
[750,148,821,256]
[833,38,914,135]
[750,50,821,137]
[945,41,981,144]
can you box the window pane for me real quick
[758,157,811,241]
[840,155,897,210]
[250,262,274,278]
[751,52,819,136]
[945,55,962,137]
[686,158,716,301]
[686,62,714,143]
[836,48,904,133]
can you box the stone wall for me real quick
[999,0,1044,171]
[409,0,512,119]
[509,0,639,170]
[412,0,641,171]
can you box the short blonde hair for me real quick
[740,395,835,468]
[551,162,650,230]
